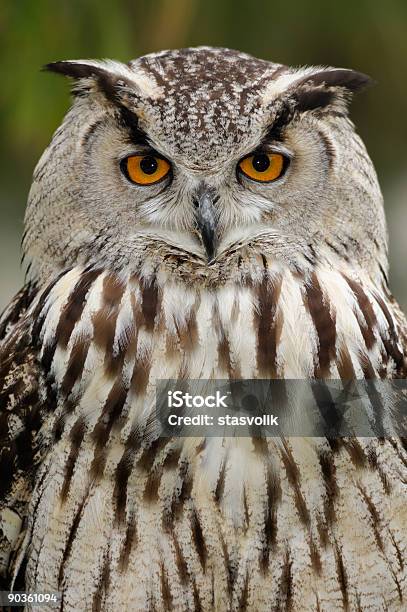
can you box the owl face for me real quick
[24,47,387,283]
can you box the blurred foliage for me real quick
[2,0,407,205]
[0,0,406,305]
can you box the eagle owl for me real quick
[0,46,406,611]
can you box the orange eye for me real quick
[122,154,171,185]
[238,152,286,183]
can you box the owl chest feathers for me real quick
[21,258,406,608]
[35,257,403,391]
[31,258,404,483]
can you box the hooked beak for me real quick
[194,186,218,262]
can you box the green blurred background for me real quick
[1,0,406,310]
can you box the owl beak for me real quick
[194,187,218,262]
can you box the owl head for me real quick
[23,47,386,286]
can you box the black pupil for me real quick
[140,156,158,175]
[252,154,270,173]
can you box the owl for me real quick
[0,46,406,611]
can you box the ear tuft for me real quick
[43,60,107,80]
[296,68,375,93]
[43,60,136,103]
[288,68,375,115]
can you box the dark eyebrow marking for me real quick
[118,105,150,147]
[262,87,341,145]
[263,102,294,143]
[82,107,150,150]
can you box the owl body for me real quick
[0,47,407,611]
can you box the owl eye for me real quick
[238,152,287,183]
[121,154,171,185]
